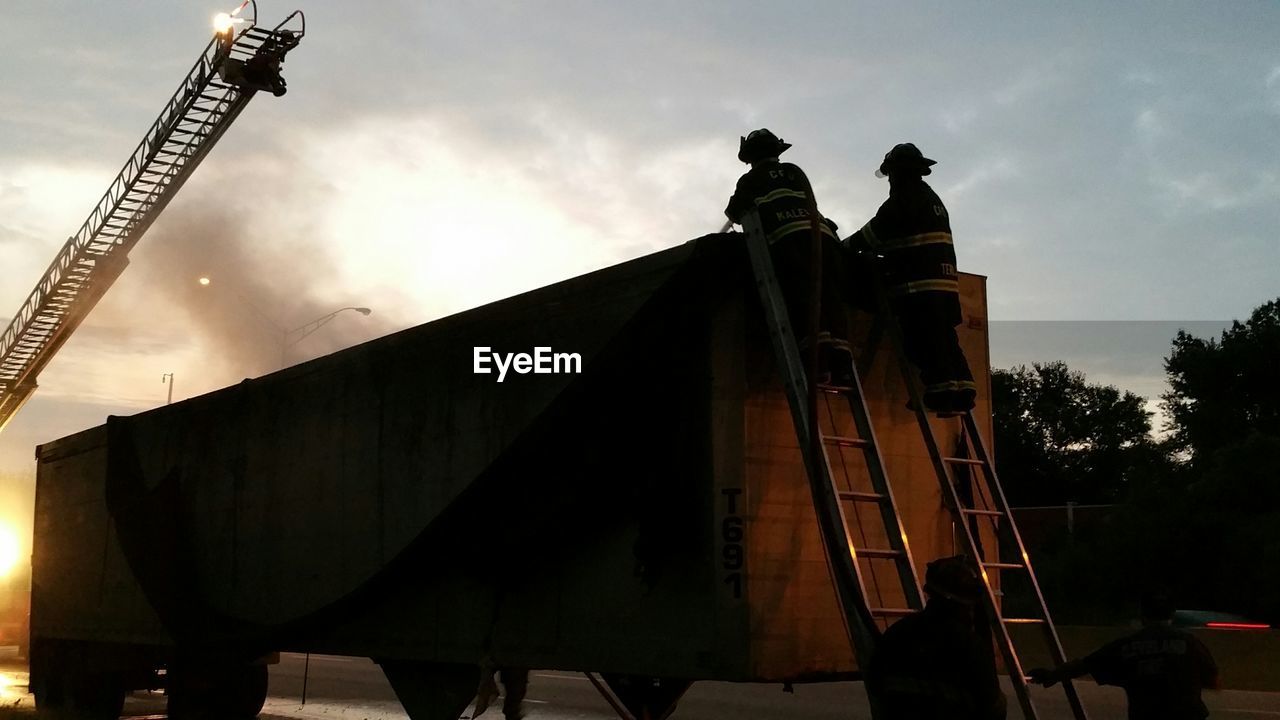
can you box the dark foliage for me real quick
[992,362,1162,506]
[1163,299,1280,461]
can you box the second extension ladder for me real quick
[880,294,1089,720]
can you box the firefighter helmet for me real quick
[876,142,937,178]
[924,555,984,604]
[738,129,793,163]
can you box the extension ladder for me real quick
[739,210,925,674]
[739,202,1088,720]
[879,299,1090,720]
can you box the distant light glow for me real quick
[198,277,211,286]
[1205,622,1270,630]
[0,525,19,578]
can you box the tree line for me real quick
[992,298,1280,624]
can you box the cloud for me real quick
[1133,108,1169,144]
[940,105,980,134]
[1154,170,1280,212]
[1268,65,1280,112]
[0,162,119,309]
[943,156,1020,200]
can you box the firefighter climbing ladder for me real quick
[0,4,305,433]
[740,209,1088,720]
[881,293,1090,720]
[739,210,925,685]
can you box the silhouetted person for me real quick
[243,31,294,96]
[845,143,976,413]
[474,662,529,720]
[866,555,1006,720]
[217,30,294,97]
[725,128,852,382]
[1030,591,1219,720]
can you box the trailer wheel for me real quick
[31,668,65,716]
[169,662,269,720]
[30,640,66,716]
[34,671,124,720]
[225,664,269,719]
[65,673,127,720]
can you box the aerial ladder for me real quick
[738,207,1088,720]
[0,2,305,433]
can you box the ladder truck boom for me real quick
[0,4,305,433]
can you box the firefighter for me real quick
[474,662,529,720]
[724,129,852,381]
[1029,591,1219,720]
[866,556,1006,720]
[845,143,977,413]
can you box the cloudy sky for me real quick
[1,1,1277,480]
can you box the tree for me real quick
[992,362,1160,506]
[1151,298,1280,621]
[1163,298,1280,462]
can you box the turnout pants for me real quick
[769,233,852,356]
[893,293,976,412]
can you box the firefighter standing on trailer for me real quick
[866,556,1006,720]
[725,129,853,379]
[1029,591,1219,720]
[845,143,977,413]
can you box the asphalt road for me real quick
[0,650,1276,719]
[261,653,1280,720]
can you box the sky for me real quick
[1,1,1278,488]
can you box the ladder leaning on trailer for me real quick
[738,208,1088,720]
[0,2,305,433]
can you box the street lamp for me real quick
[197,277,372,369]
[284,307,373,349]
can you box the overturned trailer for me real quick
[31,233,993,720]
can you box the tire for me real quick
[65,674,126,720]
[225,664,269,719]
[35,671,124,720]
[31,668,65,718]
[169,662,269,720]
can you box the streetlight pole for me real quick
[161,373,174,404]
[284,307,373,348]
[197,277,372,370]
[280,306,372,367]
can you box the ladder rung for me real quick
[822,434,868,449]
[856,548,905,559]
[1002,617,1046,624]
[838,490,886,502]
[960,508,1005,517]
[817,383,855,394]
[870,607,917,617]
[945,456,985,466]
[981,562,1025,570]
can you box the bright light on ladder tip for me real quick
[213,12,235,34]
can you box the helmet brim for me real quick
[739,140,793,164]
[877,157,937,178]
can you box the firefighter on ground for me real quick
[845,143,977,413]
[725,129,853,381]
[866,556,1006,720]
[1030,590,1219,720]
[473,662,529,720]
